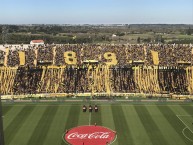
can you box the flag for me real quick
[4,48,9,66]
[151,50,159,65]
[18,51,25,65]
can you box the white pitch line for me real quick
[110,133,117,145]
[176,115,193,134]
[89,112,91,126]
[176,115,193,117]
[182,127,193,143]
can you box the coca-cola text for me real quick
[67,132,110,140]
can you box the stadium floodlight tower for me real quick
[0,94,4,145]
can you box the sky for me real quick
[0,0,192,24]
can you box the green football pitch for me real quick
[2,101,193,145]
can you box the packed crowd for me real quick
[145,44,192,66]
[0,44,192,95]
[0,50,5,64]
[0,44,192,67]
[8,66,188,95]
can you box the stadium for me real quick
[0,43,193,145]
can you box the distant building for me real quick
[30,40,44,45]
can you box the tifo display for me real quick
[1,44,193,96]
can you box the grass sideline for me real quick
[2,101,193,145]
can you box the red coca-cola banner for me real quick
[64,125,116,145]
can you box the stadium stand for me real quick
[0,44,193,98]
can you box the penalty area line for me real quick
[176,115,193,134]
[176,115,193,117]
[182,127,193,143]
[176,115,193,143]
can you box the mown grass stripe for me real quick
[157,105,192,145]
[111,105,134,145]
[64,105,80,129]
[101,105,118,145]
[2,105,13,115]
[77,103,93,126]
[8,105,47,145]
[147,106,186,145]
[3,106,24,130]
[43,106,71,145]
[171,105,193,143]
[135,105,168,145]
[181,105,193,116]
[122,105,153,145]
[27,105,59,145]
[61,105,80,145]
[78,109,90,126]
[5,105,35,145]
[91,105,102,126]
[101,106,115,130]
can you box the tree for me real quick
[143,37,151,43]
[186,27,192,35]
[137,37,141,43]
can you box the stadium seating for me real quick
[0,44,193,96]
